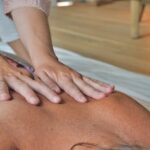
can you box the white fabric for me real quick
[0,0,19,43]
[0,43,150,110]
[55,47,150,110]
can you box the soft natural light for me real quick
[57,1,73,7]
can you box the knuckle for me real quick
[49,84,57,89]
[34,79,43,86]
[24,91,34,97]
[6,73,16,79]
[60,75,68,80]
[0,70,4,77]
[69,86,79,94]
[38,82,47,89]
[72,72,81,79]
[74,89,81,96]
[0,84,7,91]
[15,70,22,76]
[59,77,70,85]
[20,69,30,76]
[0,79,5,85]
[84,85,93,91]
[17,81,28,88]
[36,79,43,84]
[0,87,7,92]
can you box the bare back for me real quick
[0,92,150,150]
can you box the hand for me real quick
[34,59,114,103]
[0,56,61,104]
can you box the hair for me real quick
[70,143,143,150]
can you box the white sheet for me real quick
[0,43,150,110]
[0,0,19,43]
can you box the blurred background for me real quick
[49,0,150,75]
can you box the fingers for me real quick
[83,76,114,94]
[18,75,61,104]
[60,78,87,103]
[18,67,31,77]
[5,75,40,105]
[73,77,106,99]
[38,72,61,93]
[0,76,11,101]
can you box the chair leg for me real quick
[139,4,145,22]
[131,0,142,38]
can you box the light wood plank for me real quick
[49,1,150,75]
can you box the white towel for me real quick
[0,0,19,43]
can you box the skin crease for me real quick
[0,91,150,150]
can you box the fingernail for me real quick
[52,96,61,103]
[55,88,61,93]
[78,96,87,103]
[29,97,39,105]
[99,93,106,99]
[0,94,10,101]
[106,86,115,93]
[96,93,106,99]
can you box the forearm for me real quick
[8,39,32,64]
[11,7,58,68]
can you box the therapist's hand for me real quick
[10,6,114,104]
[0,56,61,104]
[34,58,114,103]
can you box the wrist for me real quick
[26,44,58,68]
[31,53,59,69]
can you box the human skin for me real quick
[8,39,31,64]
[0,2,115,103]
[0,55,63,104]
[4,7,114,103]
[0,91,150,150]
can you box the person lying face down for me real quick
[0,87,150,150]
[0,56,149,150]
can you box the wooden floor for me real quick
[49,0,150,76]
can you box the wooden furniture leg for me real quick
[131,0,142,38]
[139,4,145,22]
